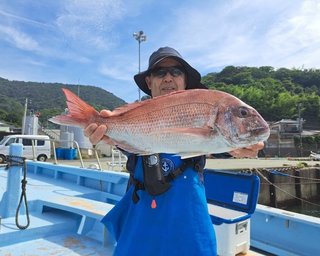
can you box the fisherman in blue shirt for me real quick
[85,47,264,256]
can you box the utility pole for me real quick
[21,98,28,135]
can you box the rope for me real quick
[260,181,320,185]
[253,168,320,208]
[6,155,30,229]
[265,168,320,181]
[259,166,320,184]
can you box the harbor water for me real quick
[285,200,320,218]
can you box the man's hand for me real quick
[83,110,111,145]
[229,142,264,158]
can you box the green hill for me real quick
[2,65,320,130]
[0,77,127,127]
[202,66,320,129]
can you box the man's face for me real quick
[145,58,186,97]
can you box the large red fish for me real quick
[50,88,270,157]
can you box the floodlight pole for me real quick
[133,30,147,101]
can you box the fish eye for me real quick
[239,107,249,118]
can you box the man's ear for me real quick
[145,76,151,89]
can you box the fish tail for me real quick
[49,88,100,127]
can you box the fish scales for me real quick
[106,102,213,153]
[109,103,211,132]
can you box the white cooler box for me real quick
[204,169,260,256]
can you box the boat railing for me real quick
[10,136,128,171]
[12,137,86,167]
[51,139,85,167]
[21,137,120,170]
[107,148,128,171]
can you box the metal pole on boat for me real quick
[0,143,23,218]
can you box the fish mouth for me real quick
[232,126,270,145]
[251,126,269,136]
[249,126,270,141]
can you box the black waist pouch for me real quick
[142,154,171,196]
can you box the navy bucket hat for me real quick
[134,47,208,96]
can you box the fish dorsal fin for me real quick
[112,101,146,116]
[112,90,189,116]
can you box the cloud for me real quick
[160,0,320,71]
[0,9,52,28]
[56,0,126,51]
[99,64,132,82]
[1,0,320,104]
[0,25,39,51]
[265,0,320,68]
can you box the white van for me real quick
[0,134,51,163]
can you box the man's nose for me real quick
[163,72,173,81]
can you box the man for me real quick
[85,47,263,255]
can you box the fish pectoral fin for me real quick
[151,127,216,138]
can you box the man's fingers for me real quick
[84,123,98,137]
[100,109,112,117]
[84,123,107,145]
[229,142,264,158]
[246,142,264,151]
[230,148,258,158]
[89,125,107,145]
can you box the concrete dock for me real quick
[49,156,320,171]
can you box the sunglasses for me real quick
[150,66,185,78]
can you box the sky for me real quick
[1,0,320,103]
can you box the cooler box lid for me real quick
[204,169,260,225]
